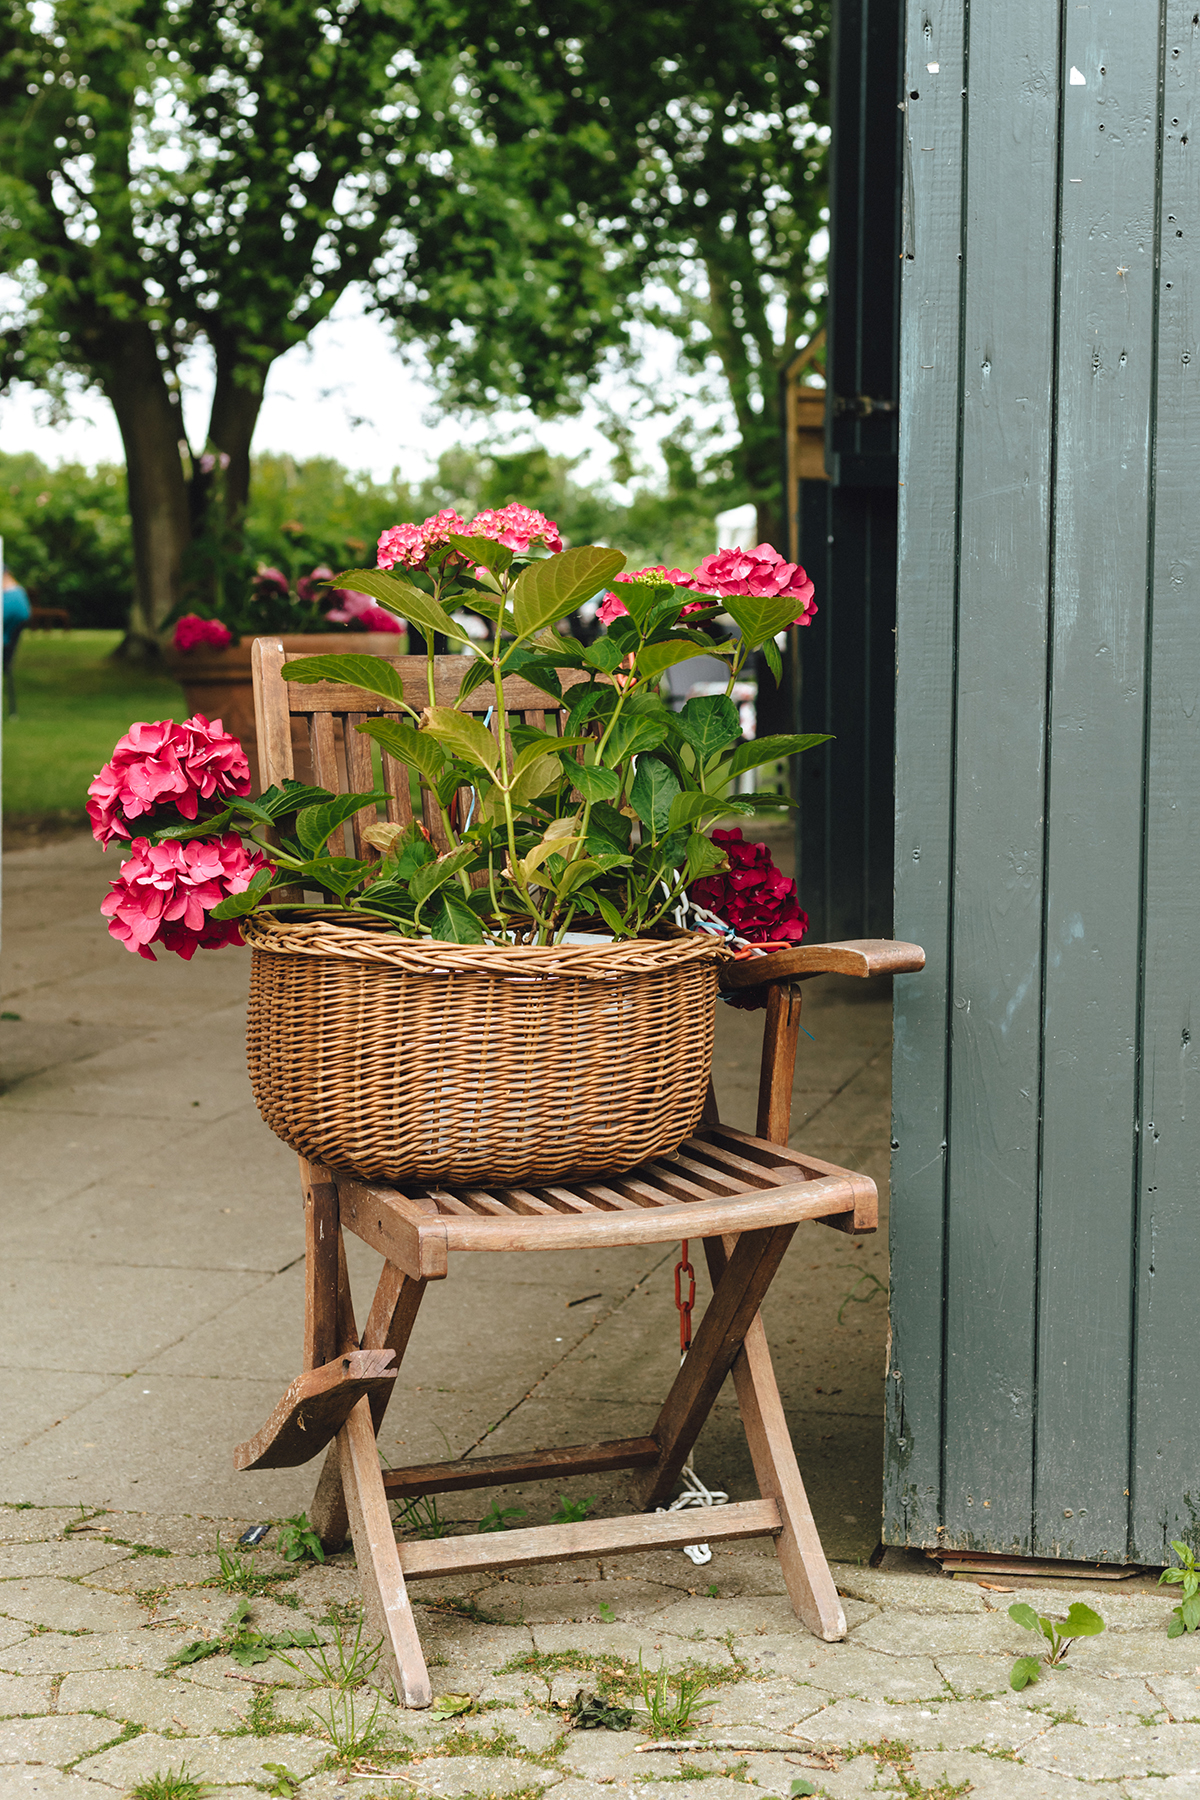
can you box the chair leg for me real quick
[704,1235,846,1641]
[338,1395,432,1707]
[640,1223,797,1509]
[310,1257,429,1552]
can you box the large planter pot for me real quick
[242,914,724,1186]
[166,633,405,794]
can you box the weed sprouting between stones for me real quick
[638,1652,712,1737]
[128,1768,207,1800]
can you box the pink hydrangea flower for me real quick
[466,504,564,555]
[689,545,817,626]
[252,565,290,599]
[87,716,250,849]
[596,566,694,626]
[173,614,233,653]
[296,566,335,606]
[101,834,271,962]
[377,510,467,572]
[325,592,403,632]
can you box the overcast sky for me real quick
[0,293,720,498]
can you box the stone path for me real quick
[1,1503,1197,1800]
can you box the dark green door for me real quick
[887,0,1200,1563]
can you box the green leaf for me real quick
[424,707,501,774]
[1160,1567,1186,1586]
[207,866,276,920]
[685,831,728,884]
[1009,1656,1042,1691]
[667,790,713,832]
[582,636,626,673]
[573,762,621,802]
[790,1782,818,1799]
[605,575,677,626]
[760,633,783,682]
[457,657,498,705]
[329,568,470,647]
[411,845,474,907]
[1061,1603,1105,1639]
[721,591,810,652]
[1180,1592,1200,1631]
[296,857,373,898]
[586,803,633,856]
[675,694,743,761]
[428,889,485,943]
[591,892,632,937]
[728,733,833,777]
[295,792,384,855]
[258,781,341,820]
[604,709,669,763]
[387,823,436,880]
[1008,1602,1042,1635]
[638,638,715,680]
[445,532,513,573]
[508,753,563,809]
[170,1639,222,1666]
[629,756,681,837]
[279,652,410,704]
[356,716,444,784]
[1168,1613,1187,1639]
[152,807,237,843]
[509,546,626,638]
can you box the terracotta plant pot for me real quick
[165,633,406,794]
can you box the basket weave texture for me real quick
[244,915,724,1186]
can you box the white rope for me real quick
[656,1349,729,1564]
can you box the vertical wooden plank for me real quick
[344,713,378,859]
[252,639,294,789]
[885,0,966,1547]
[1035,2,1162,1561]
[1131,0,1200,1567]
[937,0,1061,1554]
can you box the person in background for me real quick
[3,565,32,717]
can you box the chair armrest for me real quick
[717,937,926,993]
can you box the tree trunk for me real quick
[207,330,271,528]
[104,323,191,656]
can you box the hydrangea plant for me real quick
[92,511,828,955]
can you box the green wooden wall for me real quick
[887,0,1200,1563]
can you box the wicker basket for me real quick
[243,915,725,1186]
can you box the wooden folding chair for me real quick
[237,639,924,1706]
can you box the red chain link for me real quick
[674,1240,696,1355]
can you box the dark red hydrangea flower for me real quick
[690,829,809,945]
[688,829,809,1010]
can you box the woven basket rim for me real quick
[241,911,728,979]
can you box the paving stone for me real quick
[394,1754,558,1794]
[0,1770,109,1800]
[638,1779,765,1800]
[1073,1631,1200,1679]
[609,1545,788,1598]
[733,1633,904,1687]
[1150,1675,1200,1722]
[57,1665,250,1733]
[0,1672,54,1716]
[0,1542,133,1580]
[905,1748,1095,1798]
[646,1597,808,1641]
[0,1511,81,1547]
[554,1730,675,1780]
[796,1645,950,1703]
[1017,1670,1166,1728]
[0,1629,178,1675]
[768,1753,903,1799]
[935,1653,1024,1697]
[828,1566,987,1616]
[474,1579,676,1626]
[418,1618,535,1674]
[848,1610,1031,1659]
[530,1622,735,1672]
[75,1727,328,1787]
[478,1669,556,1707]
[150,1586,317,1638]
[793,1695,1048,1752]
[1122,1777,1200,1798]
[0,1713,119,1765]
[703,1679,827,1730]
[531,1782,625,1800]
[0,1577,145,1633]
[0,1623,29,1655]
[183,1651,309,1691]
[1023,1720,1200,1779]
[972,1586,1179,1635]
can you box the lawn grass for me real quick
[3,631,186,833]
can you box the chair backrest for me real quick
[251,638,582,859]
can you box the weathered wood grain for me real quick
[886,0,968,1549]
[1130,0,1200,1567]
